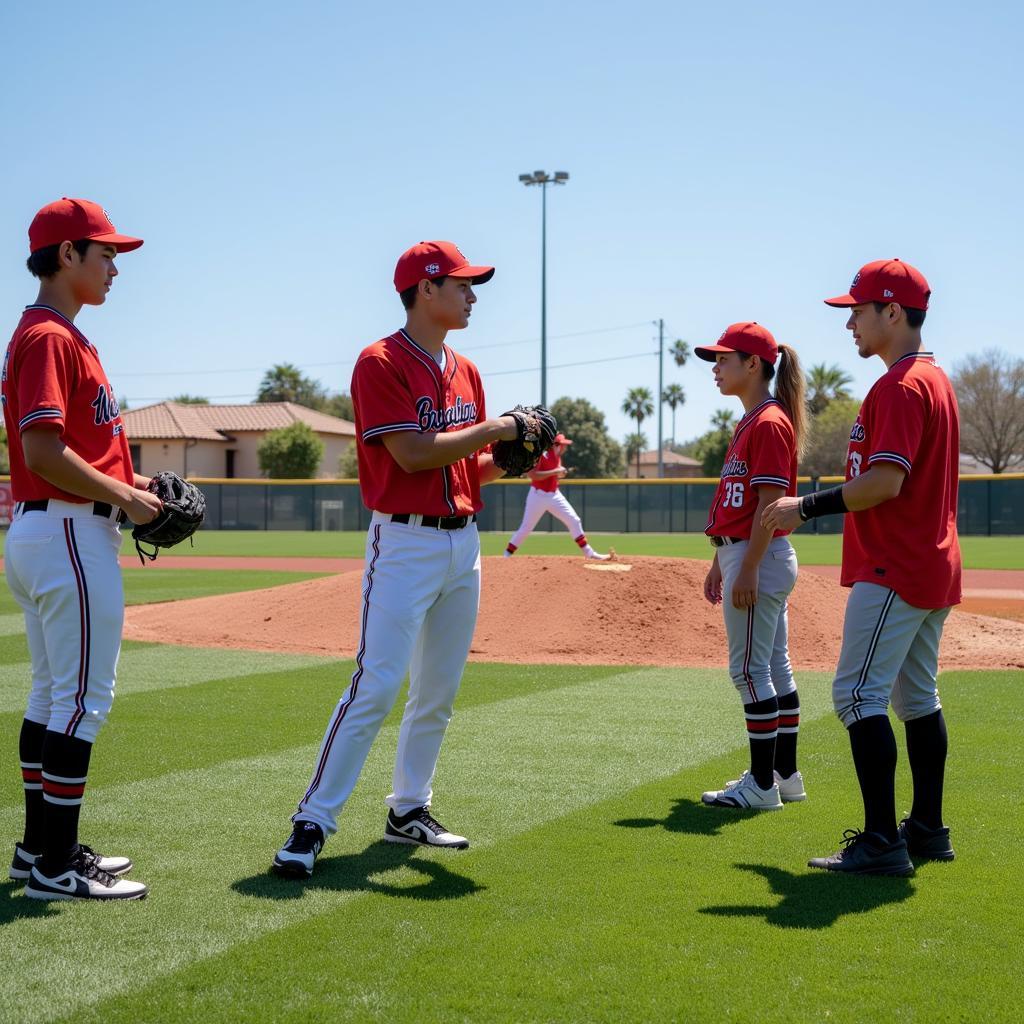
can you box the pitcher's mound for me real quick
[123,556,1023,671]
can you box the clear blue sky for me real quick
[2,2,1020,450]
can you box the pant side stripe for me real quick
[62,519,91,737]
[850,588,896,720]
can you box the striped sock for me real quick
[505,543,517,555]
[744,696,779,790]
[38,731,93,873]
[19,718,47,852]
[775,689,801,778]
[574,534,588,549]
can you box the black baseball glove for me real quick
[491,405,559,477]
[132,471,207,564]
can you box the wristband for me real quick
[799,485,848,521]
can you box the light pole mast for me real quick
[519,169,569,406]
[657,318,664,479]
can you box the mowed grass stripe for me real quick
[56,671,1020,1024]
[0,667,833,1024]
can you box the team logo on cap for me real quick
[851,272,861,287]
[883,289,894,298]
[425,263,440,274]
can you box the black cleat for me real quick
[272,820,325,879]
[808,828,915,877]
[384,807,469,849]
[10,842,132,881]
[898,817,955,861]
[24,848,148,901]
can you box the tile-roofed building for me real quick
[625,448,705,479]
[121,401,356,479]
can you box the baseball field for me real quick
[1,532,1021,1023]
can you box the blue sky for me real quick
[2,1,1020,450]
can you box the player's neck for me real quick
[879,332,924,369]
[739,384,772,415]
[402,312,448,356]
[33,280,82,323]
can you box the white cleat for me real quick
[384,807,469,848]
[24,851,148,901]
[774,769,807,802]
[701,770,783,811]
[584,550,611,561]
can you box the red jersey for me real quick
[351,329,487,516]
[530,448,561,493]
[705,398,797,539]
[841,352,961,609]
[2,305,133,502]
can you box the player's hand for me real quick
[703,560,723,605]
[120,486,163,525]
[496,415,519,442]
[556,466,569,477]
[731,563,759,609]
[761,496,803,534]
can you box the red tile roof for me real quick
[122,402,356,440]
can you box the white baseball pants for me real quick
[509,487,584,547]
[4,504,124,744]
[295,514,481,834]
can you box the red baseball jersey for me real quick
[351,329,487,516]
[705,398,797,539]
[2,305,133,501]
[530,448,561,493]
[841,352,961,609]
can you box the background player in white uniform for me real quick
[4,198,161,901]
[696,323,808,811]
[273,241,522,878]
[503,432,611,560]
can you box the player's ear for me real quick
[58,241,76,268]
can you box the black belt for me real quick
[390,513,477,530]
[709,536,745,548]
[21,499,125,523]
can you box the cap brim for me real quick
[447,264,494,285]
[88,232,144,253]
[694,344,734,362]
[823,294,857,307]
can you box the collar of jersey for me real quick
[23,304,94,349]
[890,351,934,368]
[737,396,779,426]
[396,328,455,380]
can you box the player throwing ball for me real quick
[4,199,161,900]
[503,432,611,560]
[697,323,808,812]
[763,260,960,876]
[273,241,524,878]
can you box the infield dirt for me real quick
[124,556,1024,671]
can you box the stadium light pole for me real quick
[519,170,569,406]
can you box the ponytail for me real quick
[772,344,808,458]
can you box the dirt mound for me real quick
[123,556,1023,671]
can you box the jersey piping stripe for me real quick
[362,421,420,441]
[849,587,896,721]
[868,451,912,473]
[19,407,64,430]
[890,351,934,367]
[299,523,384,809]
[750,474,790,487]
[62,519,91,737]
[23,304,94,349]
[741,607,756,702]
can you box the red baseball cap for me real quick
[393,240,495,293]
[28,198,143,254]
[695,322,779,365]
[553,433,573,446]
[824,259,930,310]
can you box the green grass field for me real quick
[0,571,1020,1022]
[122,529,1024,568]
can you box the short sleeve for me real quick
[749,418,794,488]
[15,331,74,433]
[352,353,419,444]
[866,380,926,474]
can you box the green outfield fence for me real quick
[109,473,1023,536]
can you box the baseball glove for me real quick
[491,405,559,477]
[132,471,207,564]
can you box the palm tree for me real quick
[622,387,655,477]
[624,432,648,476]
[662,383,686,445]
[806,362,854,416]
[711,408,736,433]
[670,339,691,368]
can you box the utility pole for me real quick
[657,318,664,479]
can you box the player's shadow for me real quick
[232,840,484,903]
[0,878,62,925]
[700,862,915,929]
[615,797,762,837]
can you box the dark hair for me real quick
[400,275,448,310]
[26,238,94,279]
[735,346,808,458]
[873,301,927,329]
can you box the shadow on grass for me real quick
[616,797,762,836]
[700,862,915,929]
[0,879,61,925]
[232,840,484,903]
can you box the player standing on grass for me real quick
[273,241,523,878]
[697,323,808,812]
[4,198,161,901]
[503,431,611,560]
[763,259,960,876]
